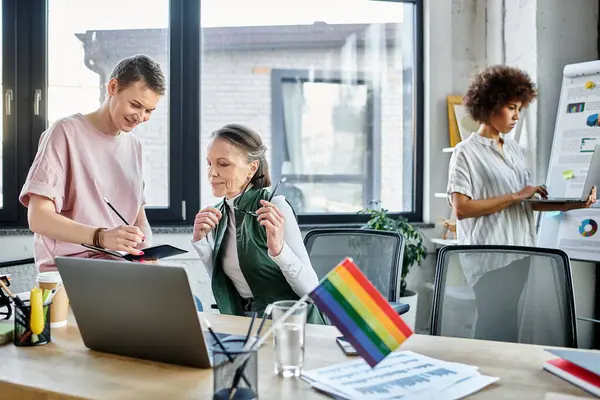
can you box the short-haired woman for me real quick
[192,124,325,324]
[20,54,166,273]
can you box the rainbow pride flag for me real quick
[309,257,413,367]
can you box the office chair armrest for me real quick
[577,316,600,324]
[389,302,410,316]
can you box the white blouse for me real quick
[447,133,536,286]
[192,194,319,299]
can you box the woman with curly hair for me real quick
[446,65,596,343]
[448,65,596,247]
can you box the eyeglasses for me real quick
[233,177,287,217]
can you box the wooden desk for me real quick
[0,313,594,399]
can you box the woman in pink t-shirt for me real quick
[19,55,165,272]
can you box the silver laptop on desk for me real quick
[55,257,238,368]
[524,144,600,203]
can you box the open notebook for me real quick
[82,244,188,261]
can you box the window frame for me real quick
[4,0,200,229]
[271,69,381,224]
[269,0,424,225]
[2,0,422,229]
[0,0,19,223]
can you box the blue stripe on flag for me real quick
[312,285,384,367]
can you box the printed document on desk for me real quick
[302,351,498,399]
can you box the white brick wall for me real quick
[90,42,407,213]
[198,47,405,210]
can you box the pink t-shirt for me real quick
[19,113,145,272]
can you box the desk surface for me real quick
[0,313,595,400]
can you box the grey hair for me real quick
[210,124,272,188]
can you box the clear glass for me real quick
[47,0,170,208]
[199,0,416,214]
[272,300,307,378]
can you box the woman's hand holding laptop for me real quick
[575,185,597,209]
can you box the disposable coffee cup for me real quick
[36,271,69,328]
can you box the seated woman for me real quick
[192,124,325,324]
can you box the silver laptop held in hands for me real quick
[524,145,600,203]
[55,257,236,368]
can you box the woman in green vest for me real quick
[192,124,326,324]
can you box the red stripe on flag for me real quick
[342,258,413,338]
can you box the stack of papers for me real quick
[302,351,498,400]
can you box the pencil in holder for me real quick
[212,338,258,400]
[13,300,51,347]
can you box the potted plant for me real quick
[358,202,427,329]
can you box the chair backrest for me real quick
[303,228,405,301]
[430,245,578,348]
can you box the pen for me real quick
[103,197,145,243]
[0,279,25,309]
[229,306,272,399]
[242,312,257,346]
[103,197,130,225]
[203,319,253,390]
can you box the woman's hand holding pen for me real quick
[257,200,285,257]
[99,225,146,256]
[193,207,222,242]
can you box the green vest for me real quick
[211,187,326,325]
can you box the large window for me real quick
[1,0,421,227]
[47,0,171,209]
[199,0,422,223]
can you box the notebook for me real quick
[543,349,600,397]
[82,243,188,261]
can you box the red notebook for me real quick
[544,358,600,397]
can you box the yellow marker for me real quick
[29,287,44,335]
[563,170,574,180]
[585,81,596,89]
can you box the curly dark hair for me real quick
[463,65,537,123]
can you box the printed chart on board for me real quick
[537,60,600,262]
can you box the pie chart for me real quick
[579,219,598,237]
[587,114,600,127]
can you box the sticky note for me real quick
[563,170,574,180]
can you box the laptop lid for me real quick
[579,144,600,201]
[525,144,600,203]
[55,257,212,368]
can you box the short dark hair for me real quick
[463,65,537,123]
[110,54,166,96]
[210,124,272,189]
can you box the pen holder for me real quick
[13,300,51,347]
[212,338,258,400]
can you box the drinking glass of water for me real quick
[272,300,307,378]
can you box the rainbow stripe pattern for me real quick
[309,257,413,367]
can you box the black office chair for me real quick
[303,228,409,315]
[430,245,577,348]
